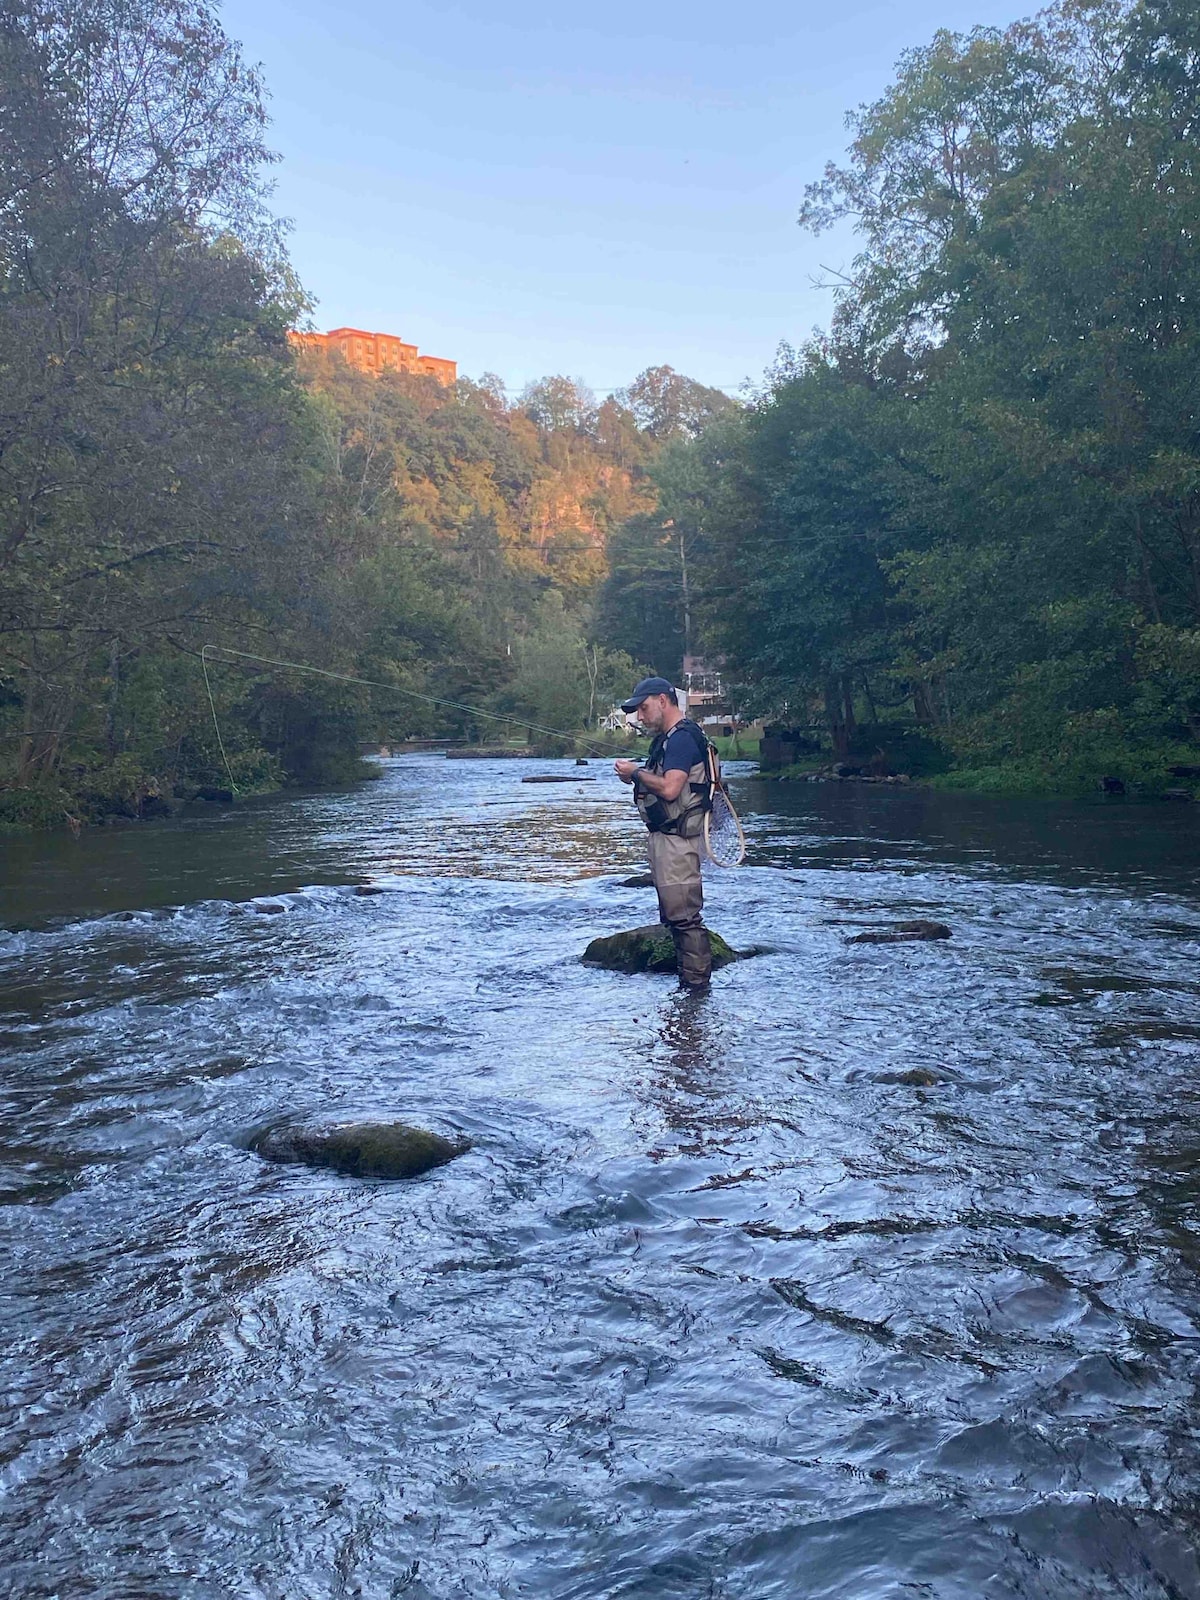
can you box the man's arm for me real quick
[613,760,687,800]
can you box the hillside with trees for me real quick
[8,0,1196,827]
[0,0,729,826]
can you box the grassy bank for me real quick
[0,750,381,833]
[707,734,762,761]
[749,725,1200,801]
[755,753,1200,801]
[928,758,1200,801]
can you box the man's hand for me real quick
[615,759,640,784]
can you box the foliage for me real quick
[653,0,1200,791]
[593,513,686,677]
[594,419,741,679]
[0,0,321,806]
[617,366,736,442]
[489,593,634,753]
[0,3,734,826]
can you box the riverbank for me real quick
[0,758,382,835]
[0,731,643,833]
[757,754,1200,802]
[0,776,260,834]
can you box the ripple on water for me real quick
[2,762,1200,1595]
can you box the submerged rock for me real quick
[354,884,387,896]
[192,785,235,805]
[445,746,533,759]
[252,1120,468,1180]
[848,920,951,945]
[521,774,595,783]
[617,873,655,888]
[253,901,288,915]
[876,1067,946,1087]
[582,923,740,973]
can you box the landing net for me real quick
[704,785,746,868]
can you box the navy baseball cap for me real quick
[621,676,675,713]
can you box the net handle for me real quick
[705,742,723,795]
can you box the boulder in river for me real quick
[582,923,740,973]
[848,920,952,945]
[616,872,655,888]
[252,1120,468,1180]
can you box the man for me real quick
[614,676,712,988]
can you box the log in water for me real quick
[2,754,1200,1597]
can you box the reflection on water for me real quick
[2,757,1200,1597]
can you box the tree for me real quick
[490,591,632,749]
[519,375,597,436]
[679,0,1200,784]
[690,355,907,755]
[595,513,686,679]
[0,0,318,798]
[619,366,734,441]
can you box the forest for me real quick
[641,0,1200,794]
[3,0,1199,826]
[0,0,730,825]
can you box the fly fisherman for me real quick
[614,676,712,989]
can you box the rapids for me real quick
[2,755,1200,1598]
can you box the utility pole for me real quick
[678,528,692,660]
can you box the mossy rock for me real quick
[252,1120,468,1180]
[582,923,740,974]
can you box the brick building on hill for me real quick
[288,327,456,385]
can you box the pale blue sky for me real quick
[222,0,1030,395]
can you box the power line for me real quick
[199,643,642,790]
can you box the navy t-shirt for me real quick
[658,721,706,776]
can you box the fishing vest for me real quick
[634,719,712,836]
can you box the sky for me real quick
[221,0,1033,397]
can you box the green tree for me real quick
[619,365,735,442]
[595,513,686,679]
[519,375,598,437]
[0,0,317,808]
[666,0,1200,787]
[490,591,627,749]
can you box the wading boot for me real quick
[673,922,712,989]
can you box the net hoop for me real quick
[703,784,746,868]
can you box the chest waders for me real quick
[632,720,713,987]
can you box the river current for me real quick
[3,755,1200,1599]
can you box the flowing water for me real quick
[3,756,1200,1599]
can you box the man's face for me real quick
[634,693,669,733]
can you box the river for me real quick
[3,755,1200,1599]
